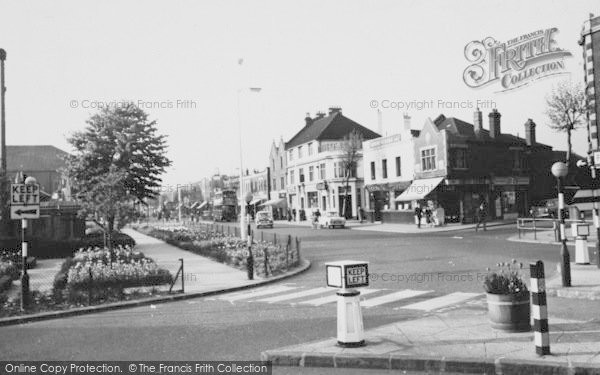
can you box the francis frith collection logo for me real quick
[463,28,572,92]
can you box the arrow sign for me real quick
[11,205,40,220]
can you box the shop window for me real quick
[421,147,436,171]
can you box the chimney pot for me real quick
[403,114,411,133]
[525,119,536,146]
[328,106,342,115]
[488,109,501,138]
[305,112,313,126]
[474,108,483,135]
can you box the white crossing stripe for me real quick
[299,289,382,306]
[256,287,331,303]
[361,289,433,308]
[397,292,482,311]
[216,286,297,302]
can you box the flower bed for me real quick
[135,225,299,277]
[53,245,173,304]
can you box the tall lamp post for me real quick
[20,175,37,310]
[238,87,261,240]
[551,161,571,287]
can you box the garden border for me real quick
[0,258,310,327]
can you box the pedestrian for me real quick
[475,201,487,231]
[424,207,432,227]
[287,208,292,222]
[358,206,365,223]
[292,208,297,222]
[313,209,321,229]
[414,204,422,228]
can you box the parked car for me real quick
[255,211,273,229]
[319,211,346,229]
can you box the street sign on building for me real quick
[10,183,40,219]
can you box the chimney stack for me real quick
[488,109,501,138]
[474,108,483,135]
[304,112,313,127]
[328,106,342,116]
[315,111,326,119]
[403,113,411,134]
[524,119,536,146]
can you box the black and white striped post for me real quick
[551,162,571,287]
[530,260,550,356]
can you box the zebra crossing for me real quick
[207,283,484,312]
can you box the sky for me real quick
[0,0,598,188]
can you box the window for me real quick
[298,146,303,159]
[382,159,388,179]
[309,166,314,181]
[320,163,326,179]
[308,142,313,156]
[280,157,283,168]
[451,149,467,169]
[281,177,284,189]
[272,159,275,170]
[337,162,344,178]
[273,178,276,190]
[395,157,401,176]
[290,170,295,184]
[513,150,526,170]
[421,147,436,171]
[370,161,376,180]
[299,168,304,183]
[289,149,293,162]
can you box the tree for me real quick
[545,80,589,171]
[340,129,364,218]
[65,103,172,250]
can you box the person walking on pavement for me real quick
[475,201,487,231]
[414,204,422,229]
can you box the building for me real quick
[394,109,562,223]
[265,138,288,219]
[362,114,420,222]
[285,107,380,219]
[238,168,270,218]
[580,14,600,151]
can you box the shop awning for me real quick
[249,198,263,205]
[394,177,445,202]
[197,201,207,209]
[262,198,286,208]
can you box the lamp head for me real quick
[551,161,568,178]
[24,176,37,185]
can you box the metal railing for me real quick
[517,217,594,241]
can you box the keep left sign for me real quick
[11,183,40,205]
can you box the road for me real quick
[1,223,598,375]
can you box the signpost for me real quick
[10,179,40,310]
[325,260,369,347]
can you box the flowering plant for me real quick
[482,259,528,296]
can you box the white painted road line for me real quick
[256,287,331,303]
[299,289,382,306]
[361,289,433,308]
[216,286,298,302]
[397,292,482,311]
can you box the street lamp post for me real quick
[551,161,571,287]
[237,87,261,240]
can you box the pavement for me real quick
[0,227,310,326]
[261,308,600,374]
[274,218,516,234]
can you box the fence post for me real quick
[180,258,185,293]
[518,219,521,239]
[296,237,301,265]
[533,216,537,240]
[274,233,277,246]
[264,247,269,277]
[285,237,289,269]
[88,266,93,306]
[247,230,254,280]
[530,260,550,355]
[261,231,264,242]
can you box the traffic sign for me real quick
[594,151,600,167]
[11,183,40,205]
[11,205,40,219]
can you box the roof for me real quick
[6,145,70,172]
[285,112,380,149]
[433,115,552,149]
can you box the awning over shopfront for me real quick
[394,177,445,202]
[262,198,286,208]
[197,201,207,209]
[249,198,263,205]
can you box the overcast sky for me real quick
[0,0,598,187]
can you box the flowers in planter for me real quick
[482,259,528,295]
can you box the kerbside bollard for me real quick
[571,222,591,264]
[325,260,369,347]
[530,261,550,356]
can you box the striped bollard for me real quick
[530,260,550,356]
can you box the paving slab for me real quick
[262,309,600,374]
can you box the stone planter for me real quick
[486,292,531,332]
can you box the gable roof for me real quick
[6,145,69,172]
[285,112,380,149]
[433,115,552,149]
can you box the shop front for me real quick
[365,181,413,223]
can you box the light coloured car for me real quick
[255,211,274,229]
[319,211,346,229]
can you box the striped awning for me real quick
[395,177,444,202]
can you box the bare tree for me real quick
[545,80,589,170]
[340,129,364,218]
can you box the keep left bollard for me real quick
[530,260,550,356]
[325,261,369,347]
